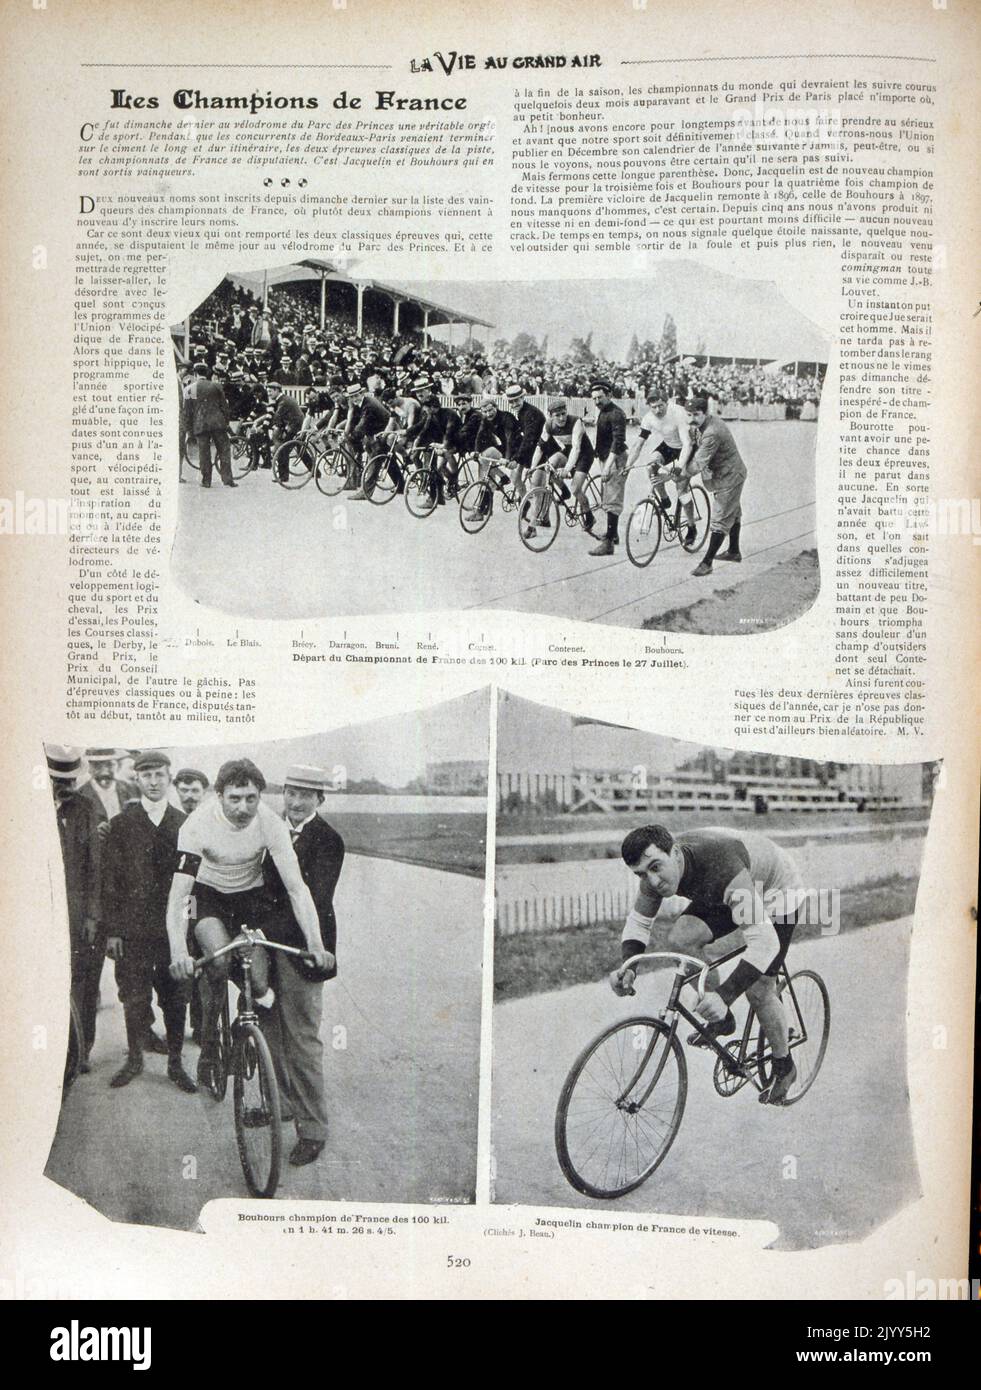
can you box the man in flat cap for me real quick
[47,745,103,1072]
[103,751,196,1092]
[262,765,344,1167]
[174,768,210,816]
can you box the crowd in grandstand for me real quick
[180,278,823,414]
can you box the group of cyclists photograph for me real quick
[180,364,751,576]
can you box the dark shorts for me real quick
[692,904,797,976]
[186,884,274,954]
[653,442,682,464]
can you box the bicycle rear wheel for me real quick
[233,1022,282,1197]
[755,969,830,1105]
[182,437,200,472]
[459,480,493,534]
[555,1017,687,1199]
[273,437,315,489]
[518,488,560,553]
[679,484,711,552]
[625,498,663,568]
[230,432,252,478]
[404,464,439,518]
[455,455,479,496]
[315,447,350,497]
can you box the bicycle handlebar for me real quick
[617,950,713,998]
[193,927,312,975]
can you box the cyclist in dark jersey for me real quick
[612,824,804,1105]
[527,399,598,535]
[344,383,393,498]
[405,379,463,501]
[463,398,520,520]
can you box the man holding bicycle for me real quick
[166,759,332,1093]
[612,824,804,1105]
[262,765,344,1167]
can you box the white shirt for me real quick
[141,796,168,826]
[177,799,296,894]
[640,402,690,451]
[89,779,121,819]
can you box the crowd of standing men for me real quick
[46,745,344,1169]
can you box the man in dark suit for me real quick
[79,747,139,824]
[182,364,236,488]
[263,765,344,1167]
[103,751,196,1093]
[47,745,103,1072]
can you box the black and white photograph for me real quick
[43,689,488,1227]
[491,693,934,1249]
[171,259,824,633]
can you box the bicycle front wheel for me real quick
[756,969,831,1105]
[518,487,560,553]
[315,447,350,497]
[555,1017,687,1199]
[679,484,711,552]
[459,480,492,534]
[206,993,231,1103]
[273,437,315,489]
[233,1022,282,1197]
[404,465,439,518]
[625,498,663,567]
[366,451,402,505]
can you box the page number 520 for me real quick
[447,1256,471,1269]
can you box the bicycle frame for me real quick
[618,947,810,1097]
[194,927,309,1025]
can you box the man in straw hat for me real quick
[262,765,344,1167]
[79,747,138,825]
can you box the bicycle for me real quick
[359,434,409,506]
[272,430,322,490]
[457,458,521,536]
[516,460,603,554]
[195,926,316,1198]
[624,468,712,568]
[182,428,252,480]
[313,429,356,498]
[554,945,830,1200]
[403,444,459,518]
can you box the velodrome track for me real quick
[45,856,483,1230]
[491,920,919,1251]
[171,421,817,628]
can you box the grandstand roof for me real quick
[226,259,494,330]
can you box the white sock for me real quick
[255,987,276,1010]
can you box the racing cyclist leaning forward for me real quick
[612,824,805,1105]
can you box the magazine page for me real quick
[0,0,978,1312]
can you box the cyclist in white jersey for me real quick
[166,758,330,1087]
[626,394,697,543]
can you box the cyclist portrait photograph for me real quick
[42,690,488,1226]
[170,259,823,634]
[490,692,935,1249]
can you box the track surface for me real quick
[171,422,817,629]
[491,920,918,1250]
[45,858,483,1229]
